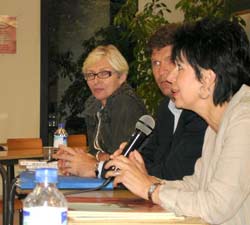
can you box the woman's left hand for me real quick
[105,150,155,200]
[53,145,97,177]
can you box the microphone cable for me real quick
[8,177,19,225]
[62,177,113,196]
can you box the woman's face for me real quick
[86,57,126,106]
[168,55,202,111]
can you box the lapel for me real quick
[171,110,185,144]
[158,97,174,139]
[171,110,193,147]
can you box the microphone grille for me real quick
[136,115,155,136]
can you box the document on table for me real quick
[68,202,184,221]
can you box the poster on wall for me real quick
[0,15,16,54]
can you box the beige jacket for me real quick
[159,85,250,225]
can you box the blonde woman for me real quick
[54,45,147,177]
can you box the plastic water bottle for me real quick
[23,168,68,225]
[53,122,68,148]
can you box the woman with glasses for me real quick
[54,44,147,177]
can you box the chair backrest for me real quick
[0,143,7,151]
[67,134,87,148]
[7,138,43,150]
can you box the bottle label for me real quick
[53,135,67,148]
[23,207,67,225]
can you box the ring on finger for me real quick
[113,170,120,176]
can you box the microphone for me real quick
[120,114,155,157]
[100,115,155,181]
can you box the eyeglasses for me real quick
[83,70,113,81]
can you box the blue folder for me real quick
[19,171,113,190]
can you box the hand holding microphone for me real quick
[119,114,155,157]
[101,115,155,185]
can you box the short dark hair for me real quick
[172,18,250,105]
[147,23,180,56]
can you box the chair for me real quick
[6,137,43,184]
[6,137,43,187]
[7,138,42,150]
[0,143,7,151]
[67,134,87,148]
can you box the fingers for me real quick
[119,142,127,149]
[64,160,71,168]
[59,160,78,176]
[59,146,76,155]
[110,142,128,159]
[57,159,71,176]
[104,155,130,171]
[75,148,85,153]
[54,153,71,161]
[57,159,70,170]
[129,151,147,174]
[113,170,120,176]
[111,149,123,158]
[86,152,96,159]
[130,150,144,163]
[58,150,97,177]
[104,169,123,188]
[53,147,77,160]
[112,174,123,187]
[104,155,133,185]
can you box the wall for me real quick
[139,0,184,22]
[0,0,40,143]
[139,0,250,39]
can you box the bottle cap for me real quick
[58,123,65,129]
[35,168,58,183]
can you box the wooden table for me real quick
[66,190,209,225]
[0,148,44,225]
[0,148,43,160]
[1,149,209,225]
[0,148,44,184]
[0,146,88,225]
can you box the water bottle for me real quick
[23,168,68,225]
[53,123,68,148]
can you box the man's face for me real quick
[151,45,176,97]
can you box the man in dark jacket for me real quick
[141,24,207,180]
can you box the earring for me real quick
[199,86,210,99]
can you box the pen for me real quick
[47,158,58,163]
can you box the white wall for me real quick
[139,0,250,39]
[0,0,40,143]
[139,0,184,22]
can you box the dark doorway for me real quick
[40,0,127,145]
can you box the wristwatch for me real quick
[147,183,161,202]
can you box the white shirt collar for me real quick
[168,99,182,133]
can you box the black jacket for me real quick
[141,97,207,180]
[83,83,147,156]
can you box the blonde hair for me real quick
[82,45,129,75]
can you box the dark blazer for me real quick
[141,97,207,180]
